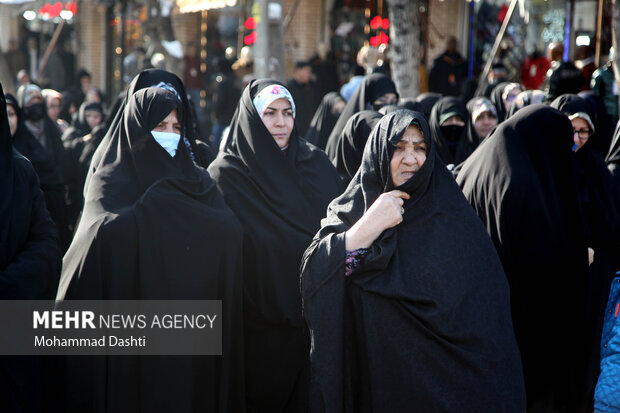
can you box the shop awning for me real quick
[176,0,237,13]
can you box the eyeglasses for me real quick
[573,129,592,140]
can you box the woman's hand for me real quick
[345,190,410,250]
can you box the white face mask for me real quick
[151,131,181,157]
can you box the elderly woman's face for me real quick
[7,104,18,137]
[390,125,427,186]
[261,98,294,149]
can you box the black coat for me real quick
[208,79,343,412]
[302,109,525,412]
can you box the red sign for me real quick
[38,1,76,19]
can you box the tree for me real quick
[387,0,420,98]
[254,0,285,80]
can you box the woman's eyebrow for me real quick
[266,105,292,111]
[400,139,425,145]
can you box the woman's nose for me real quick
[402,149,417,165]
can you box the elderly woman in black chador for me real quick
[301,109,525,412]
[56,87,244,412]
[209,79,343,412]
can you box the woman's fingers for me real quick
[388,190,411,200]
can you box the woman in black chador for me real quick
[331,110,382,183]
[84,69,214,195]
[306,91,345,150]
[8,86,70,250]
[429,96,479,169]
[457,105,595,412]
[55,87,244,412]
[208,79,343,412]
[0,82,62,411]
[325,73,398,160]
[301,109,525,412]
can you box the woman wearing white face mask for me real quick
[55,87,245,412]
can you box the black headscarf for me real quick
[456,105,594,411]
[61,101,104,143]
[305,91,344,150]
[0,82,62,412]
[489,81,510,122]
[414,92,442,119]
[325,73,397,160]
[301,109,525,412]
[429,96,478,166]
[55,87,245,412]
[6,93,70,250]
[85,69,214,196]
[208,79,343,411]
[332,110,382,183]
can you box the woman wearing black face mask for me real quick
[10,85,70,251]
[429,96,477,169]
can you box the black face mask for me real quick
[23,102,45,121]
[371,103,386,111]
[440,125,463,143]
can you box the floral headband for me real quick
[252,84,296,119]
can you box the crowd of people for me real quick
[1,36,619,413]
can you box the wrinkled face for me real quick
[46,97,61,121]
[7,104,18,137]
[571,117,591,151]
[85,110,103,130]
[390,125,427,187]
[331,98,346,115]
[152,109,181,134]
[473,111,497,138]
[261,98,294,149]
